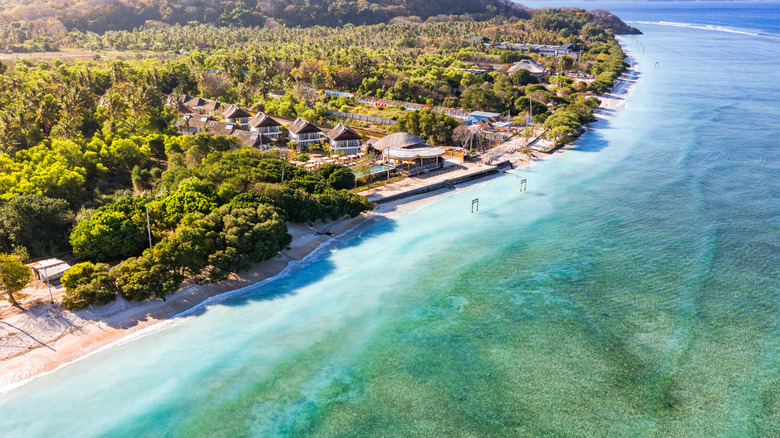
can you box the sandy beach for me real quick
[0,216,370,387]
[0,193,445,390]
[0,47,639,392]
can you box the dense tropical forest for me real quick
[0,5,635,308]
[0,55,371,307]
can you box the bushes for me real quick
[0,194,73,258]
[247,184,371,223]
[327,167,356,190]
[67,150,370,305]
[111,201,291,299]
[112,250,185,301]
[205,203,291,281]
[392,109,459,145]
[70,196,150,261]
[0,254,31,306]
[588,40,628,93]
[156,177,219,226]
[320,163,355,190]
[61,262,117,310]
[514,97,549,117]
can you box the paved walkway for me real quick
[360,160,499,203]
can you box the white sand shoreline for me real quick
[0,43,639,393]
[0,193,445,392]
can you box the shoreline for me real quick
[0,215,370,389]
[0,193,445,391]
[0,44,639,393]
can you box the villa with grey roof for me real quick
[223,105,252,126]
[248,113,283,140]
[326,124,362,155]
[288,118,323,150]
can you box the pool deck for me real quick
[360,159,504,205]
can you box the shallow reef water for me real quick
[1,3,779,436]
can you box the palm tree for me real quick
[35,94,61,137]
[0,113,18,154]
[100,91,127,135]
[123,71,161,131]
[6,101,32,149]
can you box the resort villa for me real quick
[169,94,364,153]
[199,100,221,114]
[326,123,363,155]
[176,115,210,135]
[248,112,283,140]
[288,118,324,150]
[172,95,224,115]
[495,42,582,60]
[183,95,206,110]
[223,105,253,126]
[232,130,272,149]
[176,116,232,135]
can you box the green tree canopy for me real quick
[61,262,117,310]
[157,177,219,226]
[69,196,150,261]
[0,193,73,257]
[0,254,31,306]
[111,250,184,301]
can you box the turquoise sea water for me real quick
[2,3,779,436]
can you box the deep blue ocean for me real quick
[1,2,778,436]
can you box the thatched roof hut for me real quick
[370,132,426,151]
[508,59,547,77]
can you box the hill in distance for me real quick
[0,0,531,33]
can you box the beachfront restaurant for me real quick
[369,132,446,176]
[384,147,445,176]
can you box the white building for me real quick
[248,112,283,140]
[326,124,362,155]
[288,118,323,150]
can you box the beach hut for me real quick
[368,132,427,155]
[385,147,445,175]
[27,259,71,284]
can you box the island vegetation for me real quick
[0,1,637,309]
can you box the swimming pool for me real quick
[355,165,393,177]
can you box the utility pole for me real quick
[146,207,152,249]
[41,266,53,304]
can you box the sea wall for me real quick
[370,166,502,204]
